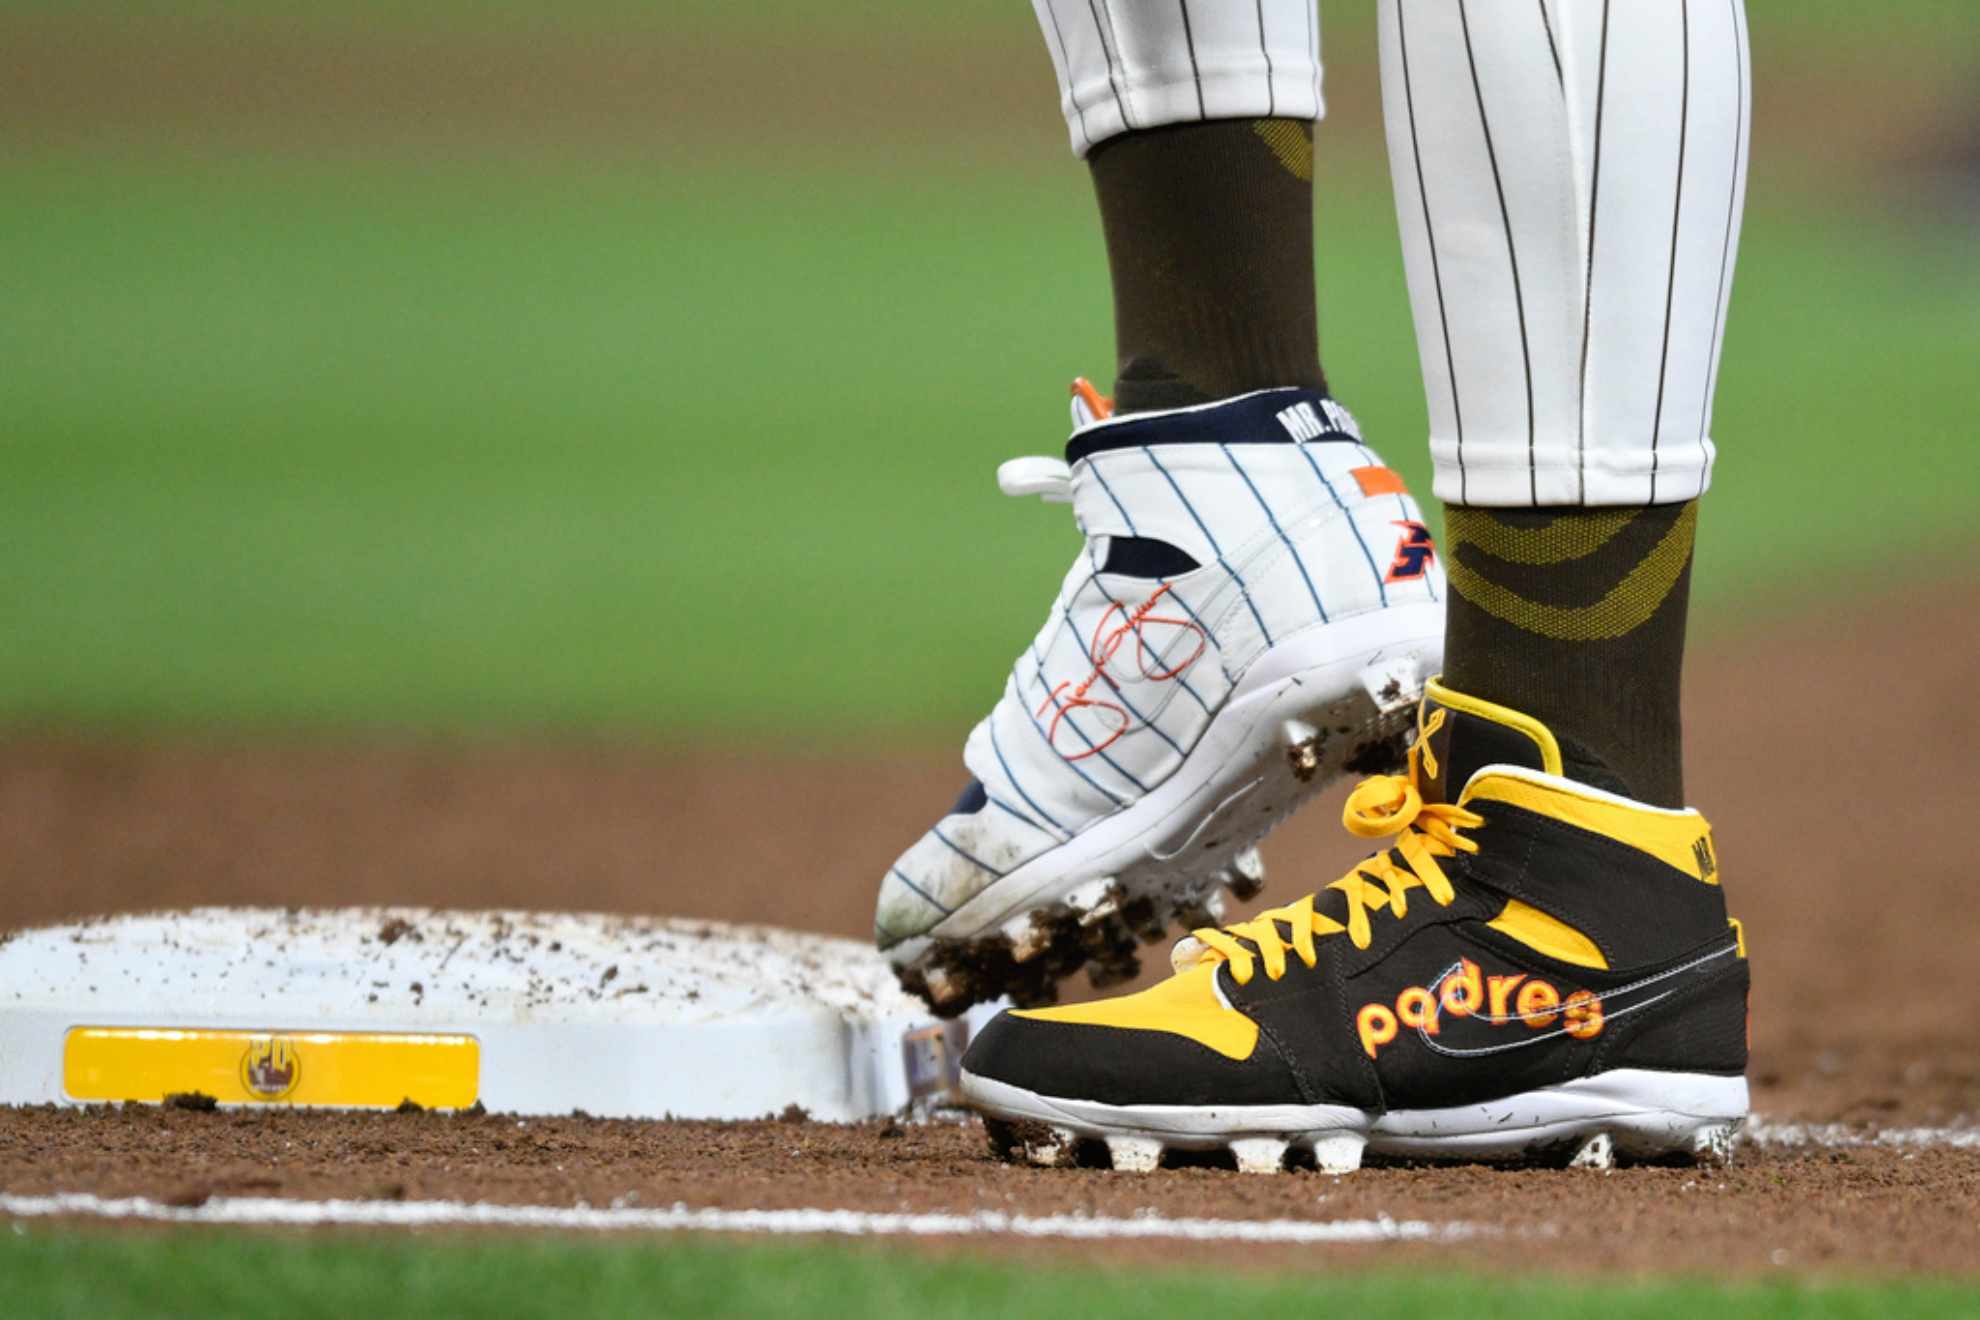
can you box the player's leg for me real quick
[1037,0,1327,413]
[875,1,1445,1011]
[1381,0,1749,807]
[958,1,1755,1172]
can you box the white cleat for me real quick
[877,382,1445,1011]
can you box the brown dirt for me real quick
[0,1106,1975,1276]
[2,585,1978,1274]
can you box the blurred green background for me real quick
[3,1,1975,741]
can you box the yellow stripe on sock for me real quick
[1446,507,1637,565]
[1443,502,1697,641]
[1250,119,1314,182]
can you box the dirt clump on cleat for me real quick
[895,880,1247,1010]
[1342,714,1414,775]
[984,1116,1077,1167]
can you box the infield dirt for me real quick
[3,586,1978,1275]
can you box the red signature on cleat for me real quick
[1037,584,1207,761]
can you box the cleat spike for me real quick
[1105,1135,1163,1173]
[1002,913,1052,964]
[1307,1131,1367,1175]
[1691,1121,1741,1167]
[921,964,971,1011]
[1283,720,1323,780]
[1359,655,1422,713]
[1068,878,1123,925]
[1224,848,1266,902]
[1230,1137,1288,1174]
[1022,1125,1077,1167]
[1568,1131,1615,1171]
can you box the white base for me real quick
[0,908,994,1120]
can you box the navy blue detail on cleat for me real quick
[1101,536,1199,577]
[949,780,989,816]
[1066,387,1356,463]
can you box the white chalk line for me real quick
[3,1122,1973,1243]
[1745,1119,1980,1151]
[0,1192,1485,1244]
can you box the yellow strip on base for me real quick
[64,1028,480,1109]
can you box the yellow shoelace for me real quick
[1192,713,1484,986]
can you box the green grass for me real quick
[3,150,1973,739]
[1,1229,1974,1319]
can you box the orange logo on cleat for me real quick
[1385,521,1437,583]
[1356,962,1603,1058]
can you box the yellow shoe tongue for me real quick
[1416,679,1563,804]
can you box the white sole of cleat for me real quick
[964,1068,1748,1172]
[891,604,1443,1010]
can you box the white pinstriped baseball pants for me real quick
[1031,0,1751,509]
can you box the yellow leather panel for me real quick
[1012,964,1259,1061]
[1464,772,1718,883]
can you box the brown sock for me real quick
[1087,119,1326,415]
[1440,502,1699,807]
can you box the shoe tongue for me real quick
[1416,680,1564,805]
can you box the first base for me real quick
[0,908,995,1120]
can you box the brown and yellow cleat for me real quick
[961,678,1750,1173]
